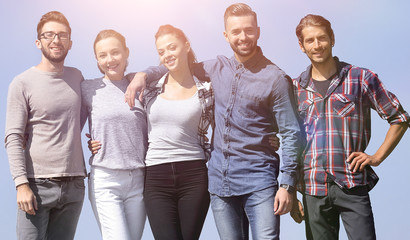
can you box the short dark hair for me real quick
[37,11,71,39]
[93,29,128,74]
[155,24,197,71]
[224,3,257,29]
[296,14,334,43]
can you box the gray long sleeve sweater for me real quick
[5,67,86,187]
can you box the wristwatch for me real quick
[280,184,295,194]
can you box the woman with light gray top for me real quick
[141,24,214,240]
[81,30,147,240]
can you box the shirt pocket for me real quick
[332,93,357,117]
[298,98,316,135]
[237,91,263,118]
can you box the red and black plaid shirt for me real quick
[294,57,409,196]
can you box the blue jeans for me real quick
[17,178,85,240]
[210,186,279,240]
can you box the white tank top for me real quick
[145,91,205,166]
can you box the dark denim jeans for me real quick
[17,178,85,240]
[144,160,210,240]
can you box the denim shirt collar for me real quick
[297,57,352,89]
[230,46,264,70]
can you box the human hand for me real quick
[346,152,382,172]
[290,198,304,223]
[85,133,101,155]
[124,72,147,108]
[274,187,293,215]
[268,134,280,151]
[16,183,37,215]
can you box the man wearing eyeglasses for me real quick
[5,11,86,240]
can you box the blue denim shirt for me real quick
[143,47,302,197]
[197,48,301,196]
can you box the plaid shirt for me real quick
[143,73,214,159]
[294,57,410,196]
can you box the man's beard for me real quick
[230,40,257,58]
[41,45,68,63]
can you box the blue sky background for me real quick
[1,0,409,239]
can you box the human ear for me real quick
[35,39,42,49]
[68,40,72,50]
[299,41,306,53]
[223,31,229,43]
[126,47,130,58]
[185,41,191,52]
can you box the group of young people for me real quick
[5,2,409,240]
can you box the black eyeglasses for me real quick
[39,31,70,41]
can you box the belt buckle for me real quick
[48,177,63,182]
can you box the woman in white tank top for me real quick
[141,25,214,240]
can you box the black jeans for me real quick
[144,160,210,240]
[304,181,376,240]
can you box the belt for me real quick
[34,176,85,182]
